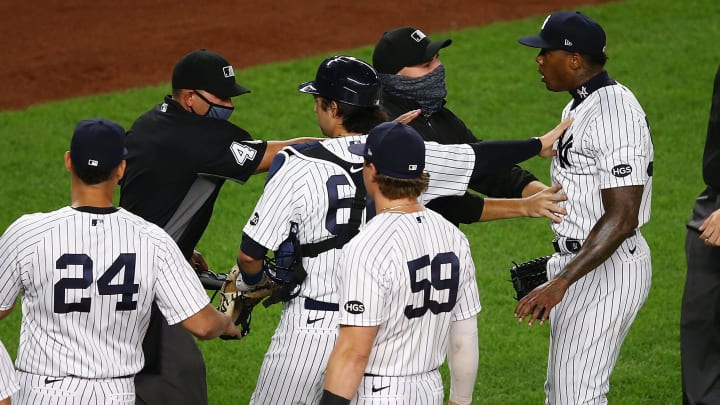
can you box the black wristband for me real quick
[319,389,351,405]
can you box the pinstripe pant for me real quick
[15,371,134,405]
[545,233,651,405]
[251,298,339,405]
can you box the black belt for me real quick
[552,231,636,254]
[552,238,583,254]
[304,298,339,311]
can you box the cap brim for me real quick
[347,142,366,156]
[298,81,319,95]
[228,83,251,97]
[518,35,551,49]
[425,38,452,60]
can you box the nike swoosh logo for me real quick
[349,166,363,174]
[306,317,325,325]
[45,377,63,384]
[629,246,637,254]
[371,385,390,393]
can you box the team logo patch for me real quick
[344,300,365,314]
[611,164,632,177]
[249,212,259,226]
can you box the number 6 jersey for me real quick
[0,206,210,378]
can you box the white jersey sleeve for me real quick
[152,232,210,325]
[0,340,18,400]
[421,142,476,203]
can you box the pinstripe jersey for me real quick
[243,135,475,304]
[0,340,18,400]
[552,81,653,240]
[245,135,475,404]
[542,74,653,404]
[0,206,210,379]
[336,208,481,376]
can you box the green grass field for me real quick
[1,0,719,403]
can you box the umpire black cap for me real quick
[172,49,250,98]
[298,56,381,107]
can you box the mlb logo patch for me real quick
[408,164,417,170]
[88,159,99,167]
[411,29,426,42]
[223,66,235,78]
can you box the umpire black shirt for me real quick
[120,95,267,258]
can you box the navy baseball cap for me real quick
[348,122,425,179]
[372,26,452,74]
[70,118,127,171]
[518,11,606,55]
[172,49,250,98]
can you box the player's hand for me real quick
[220,318,244,340]
[521,184,568,223]
[699,208,720,247]
[514,277,569,326]
[393,109,421,125]
[538,117,573,158]
[189,250,209,273]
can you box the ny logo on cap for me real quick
[222,66,235,78]
[541,14,551,29]
[411,29,426,43]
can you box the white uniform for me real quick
[546,78,653,404]
[245,135,475,404]
[0,206,210,405]
[337,208,481,404]
[0,340,19,401]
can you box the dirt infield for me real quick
[0,0,616,111]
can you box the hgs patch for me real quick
[249,212,259,226]
[344,300,365,314]
[611,164,632,177]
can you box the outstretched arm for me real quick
[256,138,323,173]
[480,184,567,222]
[470,118,572,180]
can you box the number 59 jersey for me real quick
[0,206,210,378]
[336,209,482,377]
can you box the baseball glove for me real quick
[217,265,278,340]
[509,256,551,300]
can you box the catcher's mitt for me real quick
[217,265,278,340]
[510,256,551,301]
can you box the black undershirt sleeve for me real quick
[240,233,269,260]
[469,138,541,181]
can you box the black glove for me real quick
[510,256,550,300]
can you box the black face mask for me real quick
[379,65,448,114]
[194,91,234,120]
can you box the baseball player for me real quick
[321,122,481,405]
[513,12,654,404]
[0,340,18,405]
[235,56,570,404]
[119,49,319,405]
[0,118,241,405]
